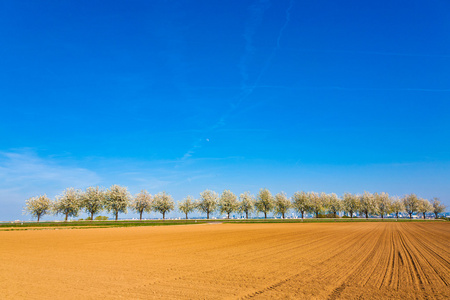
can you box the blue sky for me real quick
[1,0,449,221]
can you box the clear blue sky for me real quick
[1,0,449,221]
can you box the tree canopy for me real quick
[152,191,175,220]
[178,196,197,220]
[104,185,131,221]
[53,188,82,221]
[197,190,218,219]
[218,190,238,219]
[130,190,152,220]
[24,195,52,222]
[255,188,274,219]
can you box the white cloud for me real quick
[0,150,101,217]
[0,149,237,220]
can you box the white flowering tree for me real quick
[374,192,391,219]
[81,186,105,221]
[390,196,404,220]
[197,190,218,219]
[343,193,359,219]
[431,197,446,219]
[130,190,152,220]
[417,198,433,219]
[218,190,239,219]
[238,191,255,219]
[152,191,175,220]
[24,195,52,222]
[327,193,342,219]
[308,192,323,218]
[104,185,131,221]
[53,188,82,221]
[403,193,420,219]
[274,192,291,219]
[178,195,197,220]
[359,191,377,219]
[255,188,274,219]
[291,191,309,220]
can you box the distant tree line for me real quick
[23,186,447,222]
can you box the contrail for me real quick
[277,0,294,48]
[212,0,294,126]
[256,85,450,92]
[285,48,450,59]
[188,85,450,92]
[237,0,295,107]
[239,0,271,92]
[181,0,272,161]
[180,0,295,161]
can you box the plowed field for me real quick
[0,223,449,299]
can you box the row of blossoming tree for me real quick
[24,186,447,222]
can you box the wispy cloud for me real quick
[0,150,101,198]
[180,138,206,162]
[0,149,102,220]
[181,150,195,161]
[0,149,229,220]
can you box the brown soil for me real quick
[0,223,448,299]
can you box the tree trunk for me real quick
[396,212,399,220]
[140,211,143,220]
[334,212,337,219]
[185,213,188,220]
[65,212,68,221]
[227,213,230,219]
[163,212,165,220]
[246,211,248,219]
[282,212,285,219]
[37,214,40,222]
[422,212,426,219]
[365,212,368,219]
[409,213,412,220]
[115,212,118,221]
[91,212,94,221]
[264,212,267,219]
[381,214,384,220]
[350,212,353,219]
[207,211,210,219]
[301,211,304,220]
[315,212,319,218]
[434,212,438,219]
